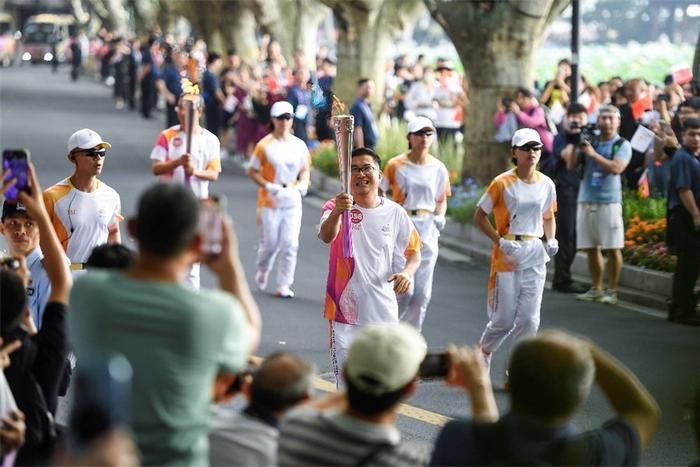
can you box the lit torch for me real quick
[332,96,354,258]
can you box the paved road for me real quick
[2,65,699,464]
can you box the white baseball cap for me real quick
[345,323,427,395]
[270,101,294,118]
[407,116,436,134]
[511,128,542,148]
[67,128,112,153]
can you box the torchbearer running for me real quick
[248,101,311,298]
[381,116,451,331]
[319,147,421,388]
[150,87,222,289]
[474,128,558,374]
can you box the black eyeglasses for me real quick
[274,114,293,120]
[412,130,435,137]
[516,143,543,152]
[75,148,107,158]
[350,165,377,175]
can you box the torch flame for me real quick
[332,95,347,115]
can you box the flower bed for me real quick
[622,193,675,273]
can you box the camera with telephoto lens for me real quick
[566,122,600,147]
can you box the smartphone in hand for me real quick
[419,351,449,379]
[200,195,226,256]
[2,149,31,201]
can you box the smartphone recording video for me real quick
[2,149,31,201]
[200,195,226,256]
[419,351,449,379]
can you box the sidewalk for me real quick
[309,168,672,313]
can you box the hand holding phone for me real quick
[200,196,226,256]
[2,149,31,201]
[419,351,449,379]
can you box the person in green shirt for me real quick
[69,182,261,466]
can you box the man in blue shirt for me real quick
[563,105,632,305]
[156,45,186,128]
[667,118,700,326]
[1,202,53,328]
[202,52,225,138]
[350,78,378,149]
[287,67,312,144]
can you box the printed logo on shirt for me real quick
[173,137,183,148]
[381,224,391,235]
[27,287,35,296]
[350,209,363,224]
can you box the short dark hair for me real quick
[567,102,588,115]
[226,48,236,56]
[558,58,571,66]
[683,118,700,132]
[681,97,700,111]
[357,78,371,88]
[86,244,136,270]
[250,352,314,413]
[516,87,533,98]
[0,268,26,339]
[351,147,381,168]
[135,183,200,258]
[207,52,221,65]
[508,333,594,420]
[345,370,409,415]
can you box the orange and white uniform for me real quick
[381,154,451,331]
[43,178,122,265]
[321,197,421,386]
[251,133,310,293]
[477,168,556,360]
[149,125,221,199]
[150,125,221,289]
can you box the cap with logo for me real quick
[67,129,112,154]
[407,116,436,134]
[1,201,29,221]
[511,128,542,148]
[345,322,427,396]
[270,101,294,118]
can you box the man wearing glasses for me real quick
[43,128,123,273]
[319,147,421,387]
[247,101,310,298]
[380,116,451,331]
[562,105,632,305]
[474,128,558,378]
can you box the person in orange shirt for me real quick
[247,101,310,298]
[473,128,558,376]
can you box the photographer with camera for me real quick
[550,103,593,293]
[562,105,632,305]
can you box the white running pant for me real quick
[479,263,546,355]
[397,216,439,331]
[329,321,362,389]
[256,206,303,290]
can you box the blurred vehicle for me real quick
[0,12,17,67]
[20,13,74,64]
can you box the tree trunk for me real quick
[131,0,158,34]
[320,0,423,111]
[220,2,259,63]
[425,0,570,185]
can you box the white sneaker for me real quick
[254,270,268,291]
[576,287,603,302]
[275,286,295,299]
[600,290,618,305]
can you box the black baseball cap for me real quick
[1,201,30,221]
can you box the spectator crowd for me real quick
[1,26,699,467]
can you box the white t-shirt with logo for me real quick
[150,125,222,199]
[321,198,421,325]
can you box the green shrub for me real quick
[622,190,666,227]
[312,142,339,177]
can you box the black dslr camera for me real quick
[566,122,600,147]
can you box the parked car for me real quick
[20,13,74,64]
[0,12,17,66]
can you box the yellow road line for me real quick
[250,356,451,427]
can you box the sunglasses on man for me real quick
[412,129,435,137]
[516,143,543,152]
[74,148,107,158]
[274,114,293,120]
